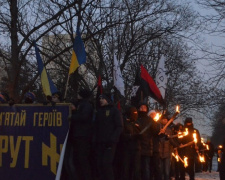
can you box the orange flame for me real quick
[184,156,188,168]
[193,130,197,143]
[153,113,161,121]
[178,128,188,138]
[176,105,180,113]
[172,153,179,162]
[178,131,183,138]
[218,157,221,162]
[199,155,205,162]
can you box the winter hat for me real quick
[78,89,92,99]
[125,106,138,121]
[184,117,192,124]
[138,103,149,112]
[99,93,112,103]
[24,92,36,101]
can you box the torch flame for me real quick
[184,128,188,136]
[176,105,180,113]
[200,138,210,150]
[178,128,188,138]
[218,157,221,162]
[184,156,188,168]
[178,131,183,138]
[193,130,197,143]
[219,145,223,149]
[172,153,179,162]
[153,113,161,122]
[199,155,205,162]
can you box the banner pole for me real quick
[63,73,70,101]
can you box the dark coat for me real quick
[121,118,141,151]
[137,112,160,156]
[159,125,179,159]
[179,124,201,159]
[94,104,123,143]
[69,99,94,139]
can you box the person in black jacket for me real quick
[137,104,161,180]
[94,93,123,180]
[69,88,94,180]
[121,106,142,180]
[179,117,201,180]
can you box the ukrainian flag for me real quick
[34,42,58,96]
[69,28,86,75]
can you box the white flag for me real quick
[155,55,167,99]
[130,86,139,97]
[113,54,125,96]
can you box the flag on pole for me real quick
[34,42,58,96]
[69,28,86,75]
[140,64,165,105]
[113,54,125,96]
[96,75,103,109]
[155,55,167,99]
[96,75,103,98]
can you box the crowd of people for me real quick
[58,89,224,180]
[0,90,225,180]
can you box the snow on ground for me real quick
[195,171,219,180]
[171,156,220,180]
[190,156,219,180]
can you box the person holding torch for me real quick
[178,117,201,180]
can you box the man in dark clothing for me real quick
[121,106,142,180]
[94,93,123,180]
[206,140,215,173]
[158,115,179,180]
[137,104,161,180]
[179,117,201,180]
[69,88,94,180]
[172,123,184,180]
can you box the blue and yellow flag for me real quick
[69,28,86,75]
[34,42,58,96]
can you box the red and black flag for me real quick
[131,65,165,107]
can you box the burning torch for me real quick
[159,105,180,135]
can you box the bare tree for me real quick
[0,0,208,112]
